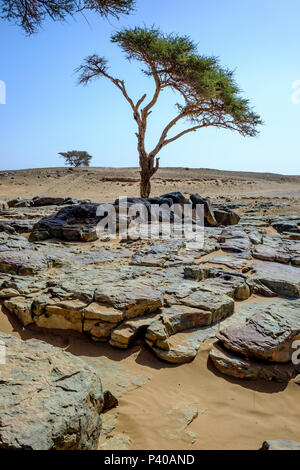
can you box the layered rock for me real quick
[217,300,300,363]
[210,343,296,382]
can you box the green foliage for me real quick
[0,0,135,34]
[111,26,262,136]
[59,150,92,167]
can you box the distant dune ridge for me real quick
[0,167,300,203]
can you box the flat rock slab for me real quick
[252,245,290,263]
[200,254,249,270]
[0,332,103,450]
[251,261,300,297]
[217,299,300,362]
[95,285,163,319]
[0,250,51,275]
[178,289,234,323]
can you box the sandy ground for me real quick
[1,166,300,202]
[1,166,300,450]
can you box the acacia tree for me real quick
[77,27,262,198]
[0,0,135,34]
[59,150,92,167]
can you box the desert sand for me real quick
[0,166,300,450]
[1,166,300,202]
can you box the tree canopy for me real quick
[77,26,263,197]
[59,150,92,167]
[0,0,135,34]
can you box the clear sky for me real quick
[0,0,299,174]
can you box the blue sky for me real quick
[0,0,299,174]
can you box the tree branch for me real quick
[141,67,162,118]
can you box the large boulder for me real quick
[0,332,103,450]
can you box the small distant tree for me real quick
[77,27,263,198]
[59,150,92,167]
[0,0,135,34]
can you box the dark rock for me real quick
[272,222,300,233]
[190,194,217,226]
[161,305,213,332]
[103,391,119,411]
[159,192,190,205]
[95,285,163,319]
[29,203,102,242]
[7,197,32,208]
[32,195,66,207]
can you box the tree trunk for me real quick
[138,145,160,198]
[140,168,151,198]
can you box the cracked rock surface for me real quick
[0,193,300,381]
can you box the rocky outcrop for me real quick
[210,343,296,382]
[0,332,103,450]
[29,193,241,242]
[1,194,300,372]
